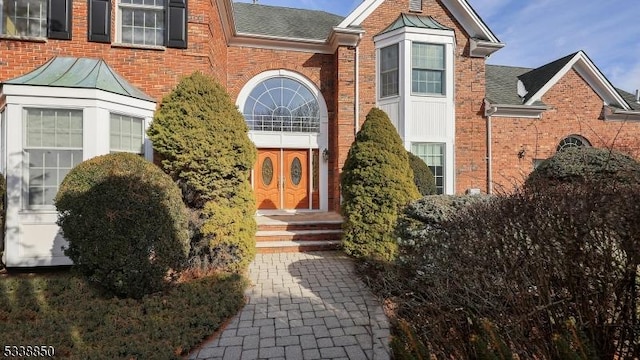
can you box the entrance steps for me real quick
[255,212,343,253]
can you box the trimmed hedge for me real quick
[148,72,257,272]
[341,108,420,261]
[0,173,5,268]
[55,153,190,299]
[525,146,640,190]
[407,152,436,196]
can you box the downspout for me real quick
[485,100,496,195]
[354,44,360,135]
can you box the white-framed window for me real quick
[1,0,47,37]
[243,77,321,133]
[110,113,144,154]
[24,108,83,208]
[380,44,399,98]
[412,43,445,95]
[557,135,590,152]
[411,142,445,194]
[119,0,165,46]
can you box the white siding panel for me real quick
[410,101,448,139]
[379,102,400,131]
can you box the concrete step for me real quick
[256,229,342,242]
[256,240,341,253]
[256,220,343,232]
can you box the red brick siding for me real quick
[353,0,488,194]
[0,0,228,101]
[490,69,640,192]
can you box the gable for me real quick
[338,0,502,44]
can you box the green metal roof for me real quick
[378,13,453,36]
[233,2,344,41]
[4,57,155,102]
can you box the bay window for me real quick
[411,143,445,194]
[110,113,144,154]
[380,44,399,98]
[412,43,445,95]
[25,108,83,207]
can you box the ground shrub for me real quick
[525,146,640,190]
[55,153,189,299]
[365,181,640,359]
[147,72,257,272]
[407,152,436,196]
[341,108,420,261]
[0,271,247,359]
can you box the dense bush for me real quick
[0,173,5,268]
[396,195,490,263]
[407,152,436,196]
[341,108,420,261]
[55,153,189,299]
[366,181,640,359]
[148,72,257,272]
[525,146,640,190]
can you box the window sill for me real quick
[411,92,447,98]
[111,43,166,51]
[379,95,401,101]
[0,35,47,43]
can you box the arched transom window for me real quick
[557,135,591,152]
[243,77,320,133]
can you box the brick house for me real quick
[1,0,639,266]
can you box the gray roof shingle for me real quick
[485,64,533,105]
[233,2,344,41]
[517,52,577,104]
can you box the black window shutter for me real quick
[166,0,187,49]
[48,0,72,40]
[88,0,112,43]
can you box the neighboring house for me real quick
[0,0,639,266]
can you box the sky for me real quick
[234,0,640,93]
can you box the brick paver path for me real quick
[189,252,391,360]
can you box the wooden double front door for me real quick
[255,149,317,210]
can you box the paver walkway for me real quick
[188,252,391,360]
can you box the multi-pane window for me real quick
[557,135,590,152]
[25,109,83,207]
[412,43,445,95]
[380,44,399,98]
[412,143,445,194]
[119,0,165,46]
[110,114,144,154]
[243,77,321,133]
[1,0,47,37]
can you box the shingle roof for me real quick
[517,52,578,104]
[233,2,344,41]
[485,64,533,105]
[617,88,640,111]
[4,57,154,101]
[378,13,452,36]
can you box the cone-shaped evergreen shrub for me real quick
[407,151,436,196]
[525,147,640,191]
[341,108,420,261]
[148,72,257,272]
[55,153,190,299]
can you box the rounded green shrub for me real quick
[341,108,420,261]
[55,153,190,299]
[407,152,436,196]
[525,147,640,190]
[147,72,257,272]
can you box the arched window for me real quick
[243,77,320,133]
[557,135,590,152]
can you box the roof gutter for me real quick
[603,106,640,121]
[484,101,548,119]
